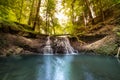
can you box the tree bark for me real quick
[33,0,41,31]
[71,0,76,25]
[51,15,56,35]
[82,11,87,27]
[84,0,95,24]
[45,0,49,35]
[28,0,35,25]
[19,0,24,23]
[99,0,105,22]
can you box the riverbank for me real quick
[0,21,120,56]
[0,31,119,56]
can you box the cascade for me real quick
[43,36,77,54]
[54,36,77,54]
[43,36,53,54]
[43,36,76,80]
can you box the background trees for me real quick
[0,0,120,35]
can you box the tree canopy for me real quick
[0,0,120,35]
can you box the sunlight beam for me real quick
[55,0,69,26]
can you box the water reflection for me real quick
[84,72,94,80]
[82,65,94,80]
[0,55,120,80]
[53,57,66,80]
[40,55,74,80]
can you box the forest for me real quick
[0,0,119,34]
[0,0,120,80]
[0,0,120,56]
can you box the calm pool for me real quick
[0,55,120,80]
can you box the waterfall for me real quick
[43,36,77,54]
[54,36,77,54]
[63,36,77,54]
[43,36,53,54]
[42,36,75,80]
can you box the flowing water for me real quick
[0,37,120,80]
[0,55,120,80]
[43,36,53,54]
[44,36,77,54]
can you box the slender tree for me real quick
[28,0,35,25]
[99,0,105,22]
[83,0,95,24]
[19,0,24,23]
[45,0,49,34]
[33,0,41,31]
[71,0,76,25]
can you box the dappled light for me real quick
[0,0,120,35]
[0,0,120,80]
[55,0,69,26]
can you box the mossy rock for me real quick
[0,39,8,48]
[94,42,117,55]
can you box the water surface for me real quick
[0,55,120,80]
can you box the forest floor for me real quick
[0,3,120,56]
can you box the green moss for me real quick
[0,19,39,35]
[116,32,120,36]
[0,39,7,48]
[95,42,117,55]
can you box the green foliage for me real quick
[116,32,120,36]
[0,19,39,35]
[0,0,31,24]
[0,0,120,35]
[115,27,120,37]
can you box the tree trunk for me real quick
[46,11,48,34]
[33,0,41,31]
[51,15,56,35]
[71,0,76,25]
[99,0,105,22]
[19,0,24,23]
[28,0,35,25]
[82,11,87,27]
[45,0,49,35]
[84,0,95,24]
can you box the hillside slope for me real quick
[71,3,120,55]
